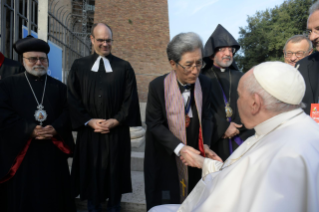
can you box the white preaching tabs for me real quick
[91,56,113,73]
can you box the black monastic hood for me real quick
[203,24,240,58]
[203,24,240,71]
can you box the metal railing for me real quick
[0,0,38,60]
[0,0,91,83]
[48,0,91,82]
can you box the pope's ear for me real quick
[251,93,262,115]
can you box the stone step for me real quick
[76,171,146,212]
[131,151,144,171]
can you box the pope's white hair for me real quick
[309,1,319,15]
[243,72,303,113]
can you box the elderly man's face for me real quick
[308,10,319,51]
[237,69,256,129]
[170,48,202,85]
[23,51,48,76]
[212,46,234,68]
[90,24,113,56]
[283,40,312,66]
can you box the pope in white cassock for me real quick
[149,61,319,212]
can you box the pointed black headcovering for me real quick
[13,35,50,55]
[203,24,240,58]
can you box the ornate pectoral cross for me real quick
[180,179,186,197]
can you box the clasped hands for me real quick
[223,122,242,139]
[32,125,57,140]
[180,144,223,169]
[88,118,119,134]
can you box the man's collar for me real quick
[213,65,227,72]
[91,54,113,73]
[254,108,303,137]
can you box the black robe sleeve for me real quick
[67,60,92,130]
[113,62,141,126]
[200,75,214,147]
[51,84,75,150]
[211,111,230,145]
[146,78,182,155]
[0,80,36,179]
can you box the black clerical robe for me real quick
[144,74,213,210]
[0,72,76,212]
[67,53,141,205]
[202,66,254,161]
[296,52,319,115]
[0,52,24,80]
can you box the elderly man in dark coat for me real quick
[0,36,76,212]
[201,24,254,161]
[296,1,319,116]
[144,32,222,210]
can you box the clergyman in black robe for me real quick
[144,32,222,211]
[0,51,24,80]
[201,24,254,161]
[0,36,76,212]
[67,23,141,212]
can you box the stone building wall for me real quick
[94,0,171,102]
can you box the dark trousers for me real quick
[87,194,122,212]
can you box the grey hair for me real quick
[243,71,303,114]
[283,34,313,52]
[309,0,319,15]
[167,32,203,63]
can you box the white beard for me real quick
[24,64,47,77]
[215,56,233,68]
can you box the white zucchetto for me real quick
[253,61,305,105]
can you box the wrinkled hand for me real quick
[204,144,223,162]
[223,122,242,139]
[179,146,203,168]
[88,119,110,134]
[32,125,57,140]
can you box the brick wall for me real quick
[94,0,171,102]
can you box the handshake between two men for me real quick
[179,144,223,169]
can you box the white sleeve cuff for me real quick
[174,143,185,156]
[202,158,224,179]
[85,119,91,126]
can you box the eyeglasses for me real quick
[304,28,319,36]
[93,37,113,44]
[284,51,308,58]
[177,61,205,73]
[218,47,236,54]
[23,57,48,64]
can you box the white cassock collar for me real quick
[91,56,113,73]
[220,68,226,72]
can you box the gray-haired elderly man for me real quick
[144,32,222,210]
[283,35,313,67]
[296,0,319,115]
[149,61,319,212]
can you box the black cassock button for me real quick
[98,95,102,98]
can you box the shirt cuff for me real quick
[84,119,91,126]
[174,143,185,156]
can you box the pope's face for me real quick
[307,10,319,51]
[237,70,255,129]
[170,48,202,85]
[283,40,312,66]
[90,24,113,57]
[23,51,48,76]
[213,46,234,68]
